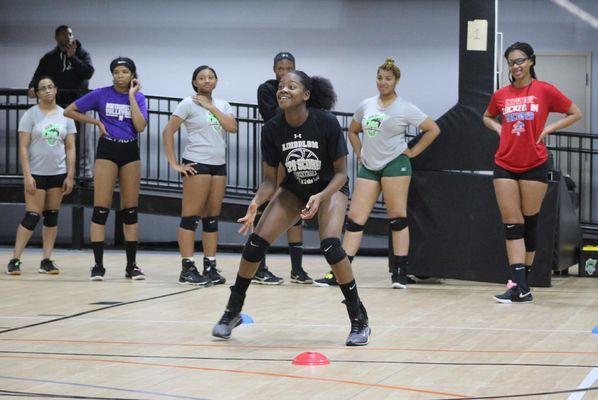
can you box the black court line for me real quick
[89,301,123,305]
[0,287,202,335]
[433,385,598,399]
[0,389,146,399]
[1,350,595,370]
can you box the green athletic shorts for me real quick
[357,154,412,181]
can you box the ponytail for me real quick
[307,76,336,110]
[291,71,336,111]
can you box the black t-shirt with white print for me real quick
[261,108,349,201]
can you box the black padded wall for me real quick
[411,0,497,171]
[406,171,557,287]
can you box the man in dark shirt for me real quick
[28,25,94,107]
[254,52,313,286]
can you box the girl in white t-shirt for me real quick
[315,59,440,289]
[163,65,237,286]
[6,76,76,276]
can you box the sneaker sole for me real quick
[6,271,21,275]
[90,276,104,281]
[252,279,283,285]
[313,281,336,287]
[212,332,232,340]
[290,278,314,284]
[493,296,533,304]
[38,269,59,275]
[178,280,211,286]
[391,282,407,289]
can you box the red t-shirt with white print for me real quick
[486,80,572,173]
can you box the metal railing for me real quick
[544,131,598,230]
[1,89,596,230]
[0,89,359,199]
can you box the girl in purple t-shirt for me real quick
[64,57,147,281]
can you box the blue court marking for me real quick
[0,375,209,400]
[240,313,254,324]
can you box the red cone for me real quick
[291,352,330,366]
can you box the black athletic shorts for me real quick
[493,161,549,183]
[96,137,140,168]
[286,185,350,205]
[181,158,226,176]
[32,173,67,190]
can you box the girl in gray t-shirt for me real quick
[315,59,441,289]
[6,76,76,276]
[163,65,237,286]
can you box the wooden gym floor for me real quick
[0,247,597,400]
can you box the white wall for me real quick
[499,0,598,131]
[1,0,596,125]
[0,0,459,118]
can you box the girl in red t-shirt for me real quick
[483,42,582,304]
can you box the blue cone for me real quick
[240,313,254,324]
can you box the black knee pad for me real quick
[320,237,346,265]
[92,207,110,225]
[389,217,408,231]
[345,217,364,232]
[120,207,138,225]
[42,209,59,227]
[523,213,539,251]
[242,233,270,262]
[179,215,200,231]
[504,223,525,240]
[21,211,41,231]
[202,216,219,232]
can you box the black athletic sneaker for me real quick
[252,267,283,285]
[90,264,106,281]
[212,288,245,339]
[6,258,21,275]
[493,280,533,304]
[179,260,210,286]
[314,271,338,287]
[391,267,414,289]
[125,263,146,280]
[203,258,225,285]
[290,268,313,284]
[39,259,60,274]
[343,300,371,346]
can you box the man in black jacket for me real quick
[27,25,94,107]
[253,52,313,286]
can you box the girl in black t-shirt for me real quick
[212,71,370,346]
